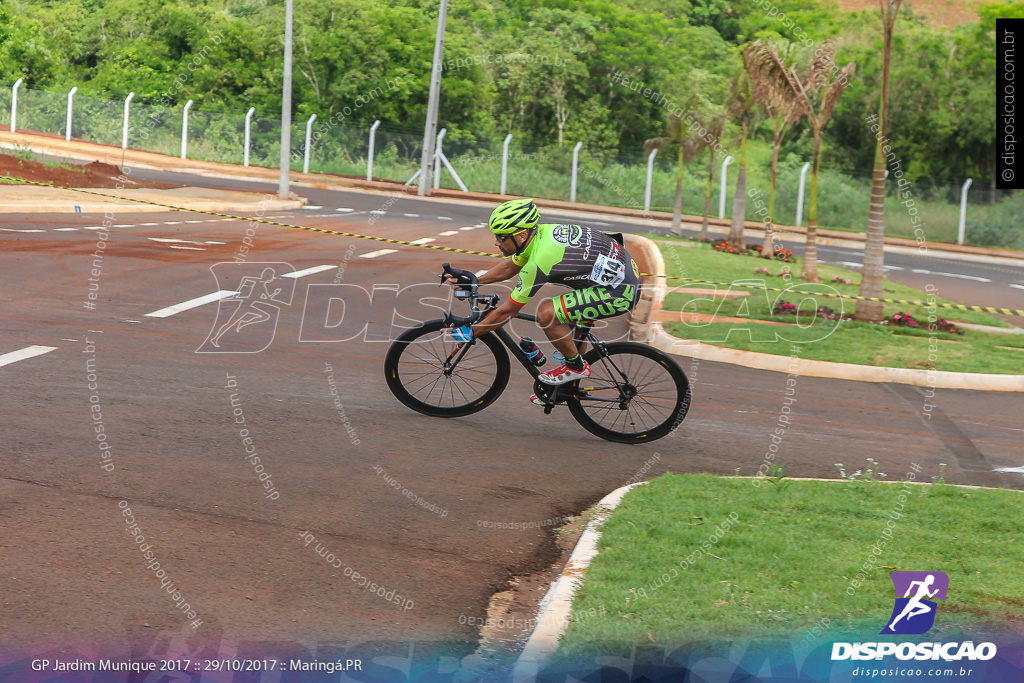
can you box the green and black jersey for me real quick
[509,223,642,323]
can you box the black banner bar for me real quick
[996,18,1023,190]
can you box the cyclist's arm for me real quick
[476,258,522,285]
[471,297,524,337]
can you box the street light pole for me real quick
[278,0,294,199]
[417,0,448,197]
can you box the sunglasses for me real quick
[496,230,527,243]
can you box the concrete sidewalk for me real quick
[0,184,304,214]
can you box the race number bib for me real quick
[590,253,626,287]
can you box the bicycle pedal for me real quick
[543,404,554,415]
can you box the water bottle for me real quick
[519,336,546,367]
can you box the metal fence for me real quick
[3,83,1020,250]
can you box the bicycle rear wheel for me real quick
[384,320,510,418]
[567,342,690,444]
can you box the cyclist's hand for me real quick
[448,325,474,343]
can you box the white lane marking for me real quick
[935,272,991,282]
[283,265,335,278]
[54,227,79,231]
[303,205,323,210]
[459,226,477,231]
[169,245,205,250]
[0,345,57,368]
[883,265,904,271]
[184,220,203,224]
[438,230,459,236]
[369,210,387,215]
[912,268,930,274]
[475,223,486,227]
[113,224,133,227]
[840,261,862,269]
[164,221,182,225]
[410,238,435,245]
[139,222,159,226]
[145,290,237,318]
[995,466,1024,473]
[82,226,105,231]
[336,208,354,212]
[0,228,44,232]
[1010,284,1024,291]
[438,216,453,221]
[403,213,420,217]
[359,249,398,259]
[148,237,225,246]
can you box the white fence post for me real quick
[11,78,23,133]
[795,161,811,227]
[65,86,78,141]
[243,107,255,167]
[718,155,733,219]
[303,113,317,173]
[180,99,193,159]
[570,141,583,203]
[500,133,512,195]
[434,128,446,189]
[644,148,658,212]
[367,119,381,181]
[958,178,973,245]
[122,92,135,152]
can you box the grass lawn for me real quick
[654,238,1024,374]
[554,473,1024,662]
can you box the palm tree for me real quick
[699,112,728,242]
[746,40,803,260]
[726,70,756,249]
[752,41,855,280]
[855,0,903,321]
[644,111,704,236]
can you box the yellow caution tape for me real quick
[4,175,1022,317]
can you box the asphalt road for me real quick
[125,167,1024,320]
[2,188,1023,665]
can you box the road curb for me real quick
[626,237,1024,392]
[511,482,646,683]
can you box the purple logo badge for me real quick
[881,571,949,635]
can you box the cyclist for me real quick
[445,198,642,404]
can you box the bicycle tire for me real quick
[384,319,510,418]
[566,342,690,444]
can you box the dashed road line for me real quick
[1010,284,1024,291]
[336,208,354,213]
[145,290,237,318]
[0,228,44,232]
[283,265,335,279]
[438,216,453,221]
[359,249,399,259]
[410,238,436,245]
[169,245,205,251]
[438,230,459,237]
[303,205,323,210]
[459,226,477,231]
[0,345,57,368]
[403,213,420,218]
[54,228,79,232]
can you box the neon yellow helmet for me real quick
[488,198,540,235]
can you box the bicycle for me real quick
[383,264,691,444]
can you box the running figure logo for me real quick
[881,571,949,635]
[197,262,296,353]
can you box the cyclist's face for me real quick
[495,230,526,256]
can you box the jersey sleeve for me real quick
[510,259,548,304]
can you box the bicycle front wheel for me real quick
[567,342,690,444]
[384,320,510,418]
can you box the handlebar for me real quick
[440,263,497,328]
